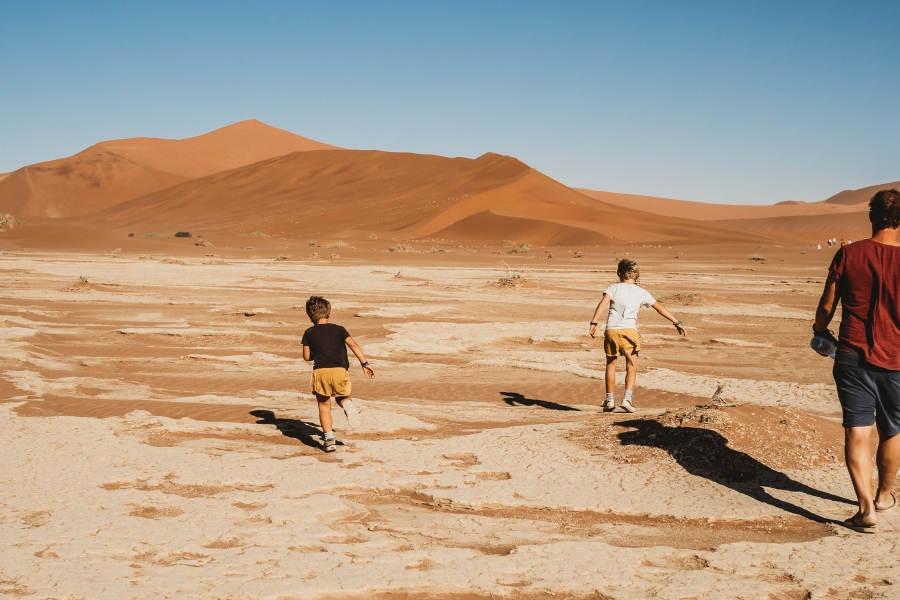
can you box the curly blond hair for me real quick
[617,258,640,282]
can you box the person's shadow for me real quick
[250,409,339,450]
[615,419,854,523]
[501,392,580,412]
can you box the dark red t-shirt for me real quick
[828,239,900,370]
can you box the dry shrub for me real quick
[195,239,213,247]
[749,254,766,261]
[275,255,289,261]
[573,251,585,259]
[369,233,378,239]
[506,242,530,254]
[329,241,346,248]
[497,263,530,287]
[174,231,191,238]
[0,214,15,230]
[249,231,269,237]
[388,244,413,252]
[308,241,317,247]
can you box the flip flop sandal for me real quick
[843,515,877,533]
[875,492,896,512]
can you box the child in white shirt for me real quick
[589,259,686,412]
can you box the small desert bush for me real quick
[369,233,378,239]
[329,241,346,248]
[275,255,289,261]
[76,276,89,285]
[195,239,213,247]
[506,242,530,254]
[388,244,413,252]
[249,231,269,237]
[749,254,766,261]
[573,251,584,258]
[308,241,317,247]
[0,214,16,230]
[174,231,191,238]
[497,262,530,287]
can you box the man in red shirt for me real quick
[815,189,900,532]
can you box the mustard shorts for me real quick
[604,329,641,356]
[310,367,351,397]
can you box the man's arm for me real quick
[814,274,840,332]
[651,302,687,336]
[302,345,311,362]
[589,295,611,338]
[346,336,375,379]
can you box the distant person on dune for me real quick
[814,189,900,532]
[302,296,375,452]
[589,259,686,412]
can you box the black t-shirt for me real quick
[301,323,350,370]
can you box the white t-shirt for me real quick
[604,283,656,330]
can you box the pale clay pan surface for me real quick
[0,250,895,599]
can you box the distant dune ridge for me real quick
[0,120,337,219]
[0,119,889,246]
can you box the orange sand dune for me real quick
[0,120,337,219]
[822,180,900,205]
[83,149,769,246]
[715,212,871,239]
[576,189,867,221]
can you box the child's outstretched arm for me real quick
[588,294,611,338]
[651,302,687,336]
[346,336,375,379]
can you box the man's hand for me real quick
[589,324,598,338]
[675,322,687,337]
[362,365,375,379]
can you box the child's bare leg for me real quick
[315,393,333,433]
[605,356,617,393]
[624,352,638,390]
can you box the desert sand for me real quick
[0,121,895,598]
[1,241,896,600]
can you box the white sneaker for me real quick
[602,399,616,412]
[621,398,636,413]
[341,399,361,429]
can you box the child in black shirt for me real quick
[301,296,375,452]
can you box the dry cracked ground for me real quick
[1,247,897,599]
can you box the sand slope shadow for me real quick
[501,392,580,412]
[250,410,340,450]
[616,419,854,524]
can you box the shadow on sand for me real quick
[501,392,580,412]
[616,419,854,524]
[250,409,341,450]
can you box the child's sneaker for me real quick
[621,398,636,413]
[602,399,616,412]
[341,399,361,429]
[323,438,337,453]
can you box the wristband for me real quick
[360,361,369,368]
[674,321,683,328]
[590,322,598,326]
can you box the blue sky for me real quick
[1,1,898,204]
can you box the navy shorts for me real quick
[833,351,900,435]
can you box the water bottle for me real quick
[810,335,836,359]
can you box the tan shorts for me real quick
[604,328,641,356]
[310,367,351,398]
